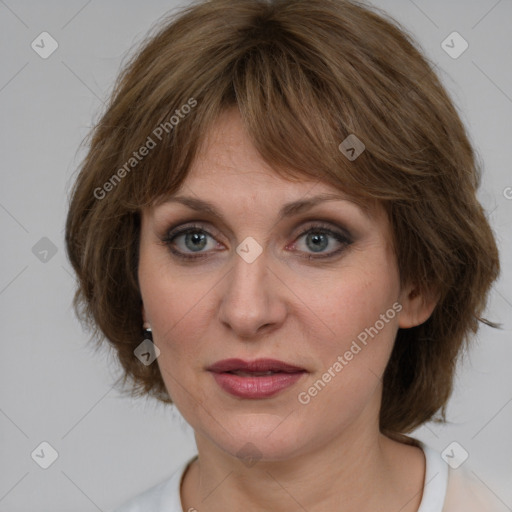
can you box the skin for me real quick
[138,107,437,512]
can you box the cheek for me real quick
[294,284,399,429]
[138,247,223,390]
[141,273,210,353]
[299,254,400,348]
[139,248,187,358]
[293,252,401,396]
[139,271,213,407]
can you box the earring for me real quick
[143,323,152,340]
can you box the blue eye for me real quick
[163,225,219,259]
[293,225,351,259]
[162,222,352,261]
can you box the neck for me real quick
[180,401,425,512]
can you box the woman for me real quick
[65,0,503,510]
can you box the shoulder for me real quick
[418,441,510,512]
[414,440,506,512]
[443,465,508,512]
[110,476,174,512]
[110,455,197,512]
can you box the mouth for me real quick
[206,358,307,399]
[224,370,289,377]
[206,358,306,374]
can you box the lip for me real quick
[207,358,307,399]
[206,358,306,373]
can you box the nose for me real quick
[217,245,288,339]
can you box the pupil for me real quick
[186,232,207,252]
[308,233,327,252]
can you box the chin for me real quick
[208,415,309,462]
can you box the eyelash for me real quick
[161,222,353,261]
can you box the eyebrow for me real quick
[162,193,370,221]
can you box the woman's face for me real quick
[138,108,425,461]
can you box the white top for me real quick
[110,441,502,511]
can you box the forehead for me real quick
[170,109,378,223]
[187,108,289,183]
[178,108,337,200]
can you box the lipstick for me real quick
[207,358,307,399]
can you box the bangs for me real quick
[107,7,398,211]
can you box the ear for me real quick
[397,285,439,329]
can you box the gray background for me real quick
[0,1,511,511]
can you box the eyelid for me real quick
[161,219,352,243]
[161,220,222,241]
[160,218,353,261]
[292,219,353,240]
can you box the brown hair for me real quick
[65,0,500,441]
